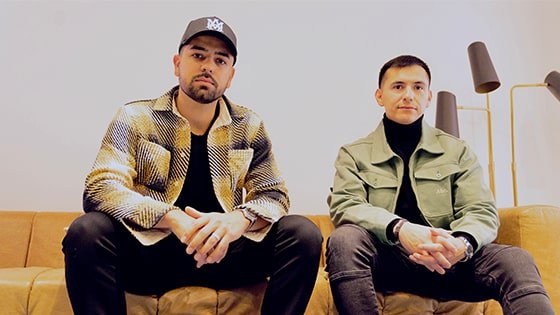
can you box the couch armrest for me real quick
[495,204,560,314]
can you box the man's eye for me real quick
[192,53,203,59]
[394,85,403,90]
[216,58,226,65]
[415,85,424,90]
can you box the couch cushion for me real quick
[28,268,72,315]
[377,292,484,314]
[306,269,336,315]
[26,212,81,268]
[496,204,560,314]
[0,211,35,268]
[0,267,51,314]
[157,286,219,315]
[216,281,266,314]
[156,281,267,315]
[125,292,158,315]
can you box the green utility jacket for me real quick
[329,120,498,252]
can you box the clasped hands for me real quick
[162,207,250,268]
[397,222,467,275]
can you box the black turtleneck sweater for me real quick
[383,114,426,225]
[383,115,478,249]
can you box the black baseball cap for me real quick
[178,16,237,64]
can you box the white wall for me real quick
[1,0,559,214]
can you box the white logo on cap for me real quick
[206,18,224,32]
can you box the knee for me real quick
[326,225,374,273]
[493,247,552,312]
[493,246,537,271]
[486,245,547,292]
[327,224,369,257]
[277,215,323,257]
[63,212,115,249]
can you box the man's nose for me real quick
[404,87,414,100]
[200,59,214,73]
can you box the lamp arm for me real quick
[456,106,488,112]
[509,83,549,207]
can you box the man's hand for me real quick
[181,207,249,268]
[156,208,250,268]
[406,228,466,274]
[412,230,466,270]
[398,223,463,274]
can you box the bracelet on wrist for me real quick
[392,219,408,244]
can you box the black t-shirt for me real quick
[174,107,223,213]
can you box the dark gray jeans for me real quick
[326,224,554,315]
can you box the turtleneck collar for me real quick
[383,114,423,157]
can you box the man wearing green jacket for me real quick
[326,55,553,315]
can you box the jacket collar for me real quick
[369,119,445,164]
[154,86,233,128]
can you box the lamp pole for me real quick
[509,83,548,206]
[457,94,495,198]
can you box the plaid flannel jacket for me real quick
[83,86,289,244]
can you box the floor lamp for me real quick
[468,41,501,197]
[435,91,497,198]
[509,70,560,206]
[436,41,500,197]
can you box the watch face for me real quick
[460,237,474,261]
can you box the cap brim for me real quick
[179,30,237,58]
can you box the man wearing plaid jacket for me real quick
[63,16,321,315]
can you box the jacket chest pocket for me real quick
[414,164,460,220]
[359,170,398,211]
[136,139,171,192]
[229,149,253,189]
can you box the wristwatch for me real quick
[235,206,258,231]
[458,236,474,262]
[392,219,408,244]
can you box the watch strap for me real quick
[235,206,258,231]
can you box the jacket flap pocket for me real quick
[359,171,398,188]
[137,139,171,191]
[229,149,254,188]
[415,164,460,181]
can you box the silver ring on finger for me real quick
[210,233,221,242]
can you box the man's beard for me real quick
[182,74,223,104]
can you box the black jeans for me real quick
[326,224,554,315]
[63,211,322,315]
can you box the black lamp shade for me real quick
[468,41,501,94]
[435,91,460,138]
[545,70,560,102]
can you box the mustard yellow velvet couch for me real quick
[1,205,558,314]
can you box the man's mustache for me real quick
[192,73,217,85]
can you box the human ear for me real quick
[375,89,384,107]
[173,54,180,77]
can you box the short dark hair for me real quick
[378,55,431,87]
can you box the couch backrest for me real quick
[26,212,81,268]
[0,211,81,268]
[0,211,36,268]
[0,211,335,269]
